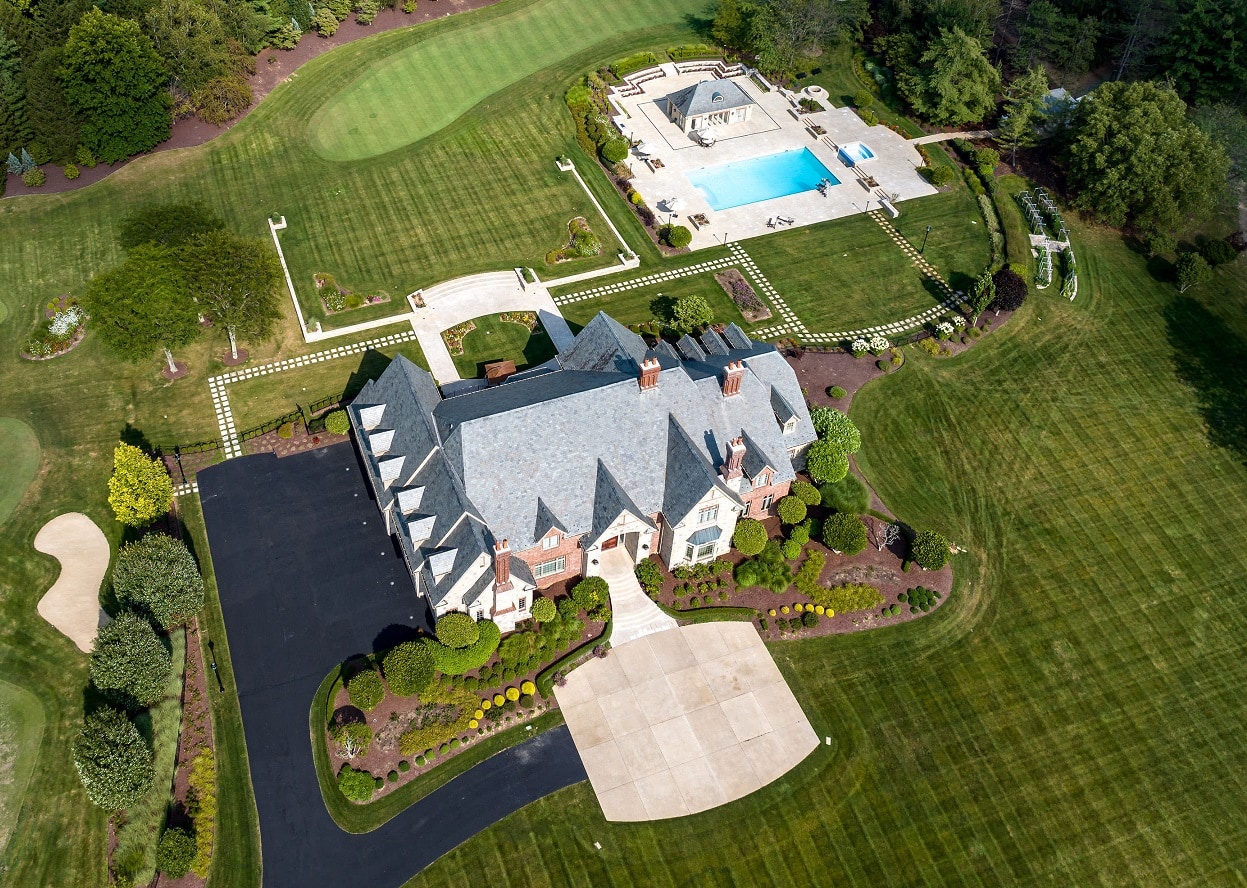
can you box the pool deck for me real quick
[611,67,936,250]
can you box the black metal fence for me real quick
[238,408,302,443]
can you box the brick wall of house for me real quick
[741,477,792,519]
[514,532,585,589]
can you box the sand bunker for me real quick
[34,513,111,653]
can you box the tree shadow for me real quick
[1165,297,1247,466]
[343,349,397,403]
[119,423,154,453]
[372,621,426,654]
[330,704,367,729]
[682,7,716,40]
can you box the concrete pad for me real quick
[707,751,764,802]
[719,621,760,653]
[682,622,731,661]
[754,680,808,730]
[584,652,630,697]
[651,716,704,769]
[562,699,614,749]
[685,703,740,755]
[34,512,111,653]
[578,740,631,792]
[671,756,726,813]
[613,637,665,687]
[615,726,668,781]
[666,664,718,713]
[701,655,750,703]
[599,688,647,738]
[647,628,698,672]
[720,692,773,743]
[552,670,596,708]
[635,675,684,726]
[597,780,649,822]
[635,771,691,820]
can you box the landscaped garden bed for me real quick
[23,296,88,360]
[546,217,602,265]
[442,320,477,356]
[314,272,391,315]
[715,269,772,323]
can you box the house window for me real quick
[759,472,771,487]
[761,494,774,511]
[697,505,719,525]
[743,501,751,515]
[534,556,566,579]
[474,609,484,621]
[518,596,527,611]
[685,541,716,563]
[542,533,560,550]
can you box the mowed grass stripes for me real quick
[409,232,1247,886]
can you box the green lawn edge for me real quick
[0,678,47,861]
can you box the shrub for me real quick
[355,0,380,23]
[822,512,868,555]
[398,759,410,772]
[853,89,873,108]
[22,167,45,187]
[732,518,768,556]
[449,738,460,750]
[565,82,591,108]
[806,440,849,484]
[277,421,294,439]
[113,533,204,629]
[504,686,519,702]
[436,612,480,648]
[788,524,810,546]
[929,165,955,186]
[733,541,793,594]
[790,480,821,506]
[630,191,645,205]
[781,539,802,560]
[64,163,80,180]
[860,108,878,125]
[672,293,713,331]
[635,559,664,596]
[818,474,870,515]
[801,610,819,628]
[187,748,216,876]
[776,495,807,525]
[402,0,417,11]
[911,530,950,571]
[387,770,399,783]
[347,670,384,711]
[383,640,434,696]
[157,827,195,878]
[571,576,609,614]
[324,409,350,435]
[602,138,630,163]
[828,385,847,399]
[530,596,557,623]
[336,764,376,802]
[662,225,692,248]
[77,145,98,168]
[89,610,172,709]
[108,443,173,528]
[72,707,154,810]
[990,267,1028,312]
[810,407,861,453]
[807,582,881,614]
[1199,237,1238,267]
[425,620,500,675]
[793,551,825,596]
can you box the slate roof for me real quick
[350,312,816,606]
[667,79,755,118]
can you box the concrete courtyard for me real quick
[611,64,937,249]
[555,620,819,821]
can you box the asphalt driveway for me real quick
[199,442,586,888]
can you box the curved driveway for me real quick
[199,442,586,888]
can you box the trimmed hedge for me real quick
[610,51,660,79]
[435,612,480,648]
[655,601,757,624]
[383,641,434,697]
[536,618,612,697]
[426,620,501,675]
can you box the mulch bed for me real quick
[2,0,505,198]
[242,424,349,458]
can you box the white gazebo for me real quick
[665,79,755,135]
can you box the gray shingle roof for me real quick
[667,79,755,118]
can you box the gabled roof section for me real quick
[589,459,657,543]
[721,324,753,350]
[740,429,778,481]
[557,312,651,374]
[771,386,797,425]
[662,416,723,524]
[667,79,754,117]
[533,497,568,541]
[676,334,707,362]
[701,329,730,355]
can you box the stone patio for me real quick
[610,65,937,250]
[554,621,818,821]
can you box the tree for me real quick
[997,67,1049,165]
[1175,252,1212,293]
[183,230,282,360]
[0,30,32,155]
[1065,81,1228,235]
[822,512,867,555]
[732,518,768,556]
[790,480,821,506]
[60,9,172,163]
[382,640,434,696]
[119,201,224,250]
[156,827,196,878]
[911,529,950,570]
[748,0,869,77]
[530,596,557,623]
[1161,0,1247,106]
[805,439,849,484]
[663,225,692,249]
[112,533,205,629]
[875,522,901,552]
[601,137,629,163]
[990,267,1028,312]
[571,576,609,614]
[672,294,713,331]
[435,612,480,648]
[346,669,384,711]
[712,0,754,49]
[73,707,154,810]
[775,495,807,525]
[330,721,372,758]
[1013,2,1100,77]
[810,407,861,453]
[83,246,201,372]
[145,0,229,94]
[1193,103,1247,200]
[968,270,995,322]
[898,27,1001,125]
[25,45,81,162]
[107,443,173,527]
[89,610,172,709]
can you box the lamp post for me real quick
[920,225,932,255]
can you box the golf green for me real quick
[0,679,45,861]
[0,419,40,526]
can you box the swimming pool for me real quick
[838,141,875,166]
[686,148,840,211]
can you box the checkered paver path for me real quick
[207,329,419,462]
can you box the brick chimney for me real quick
[722,360,745,397]
[493,539,513,593]
[639,356,661,391]
[721,436,746,481]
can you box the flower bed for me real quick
[499,311,538,331]
[23,296,87,360]
[315,272,390,314]
[545,217,601,265]
[442,320,477,356]
[715,269,772,323]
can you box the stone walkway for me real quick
[599,549,676,646]
[555,621,818,821]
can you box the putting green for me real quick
[0,419,40,527]
[0,679,45,860]
[307,0,698,161]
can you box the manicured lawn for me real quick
[0,679,45,860]
[0,418,40,526]
[410,230,1247,886]
[451,315,557,379]
[560,269,756,333]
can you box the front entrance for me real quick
[601,535,620,550]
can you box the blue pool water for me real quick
[838,141,875,166]
[685,148,840,211]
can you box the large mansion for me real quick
[348,313,816,632]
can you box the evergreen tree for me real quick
[25,45,81,162]
[1162,0,1247,106]
[997,67,1049,164]
[899,27,1001,125]
[0,30,32,154]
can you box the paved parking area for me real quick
[555,621,818,821]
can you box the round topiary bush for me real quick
[911,529,950,570]
[530,596,556,623]
[853,89,873,108]
[64,163,80,180]
[347,669,384,711]
[112,533,204,630]
[602,138,630,163]
[776,495,807,525]
[990,267,1028,312]
[520,680,536,696]
[732,518,768,556]
[788,524,810,546]
[157,826,195,878]
[89,609,172,710]
[387,770,399,782]
[781,539,802,560]
[449,738,461,750]
[505,686,520,702]
[398,759,411,772]
[828,385,847,399]
[436,612,480,649]
[801,610,818,628]
[805,440,849,484]
[822,512,868,555]
[414,755,425,766]
[790,480,821,506]
[73,706,154,810]
[383,640,434,696]
[277,421,294,439]
[324,409,350,435]
[810,407,861,453]
[663,224,692,248]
